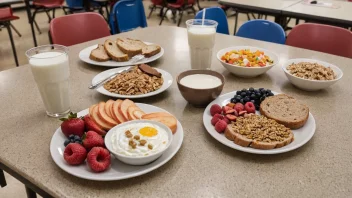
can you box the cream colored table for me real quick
[1,26,352,198]
[282,0,352,27]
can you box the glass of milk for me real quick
[186,19,218,70]
[26,45,71,117]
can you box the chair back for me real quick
[33,0,65,6]
[236,19,286,44]
[0,7,13,19]
[286,23,352,58]
[50,12,111,46]
[151,0,164,6]
[195,7,229,35]
[65,0,83,8]
[109,0,147,34]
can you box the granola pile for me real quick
[287,62,336,80]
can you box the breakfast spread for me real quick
[221,49,274,67]
[230,88,274,110]
[287,62,336,80]
[111,122,169,157]
[180,74,222,89]
[89,38,161,62]
[103,64,163,95]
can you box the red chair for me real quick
[0,6,21,66]
[286,23,352,58]
[148,0,165,19]
[32,0,65,34]
[50,12,111,46]
[159,0,197,26]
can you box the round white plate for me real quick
[203,91,316,154]
[50,103,184,181]
[79,43,164,67]
[92,67,173,99]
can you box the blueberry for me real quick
[242,88,247,92]
[260,89,266,94]
[240,99,244,104]
[266,89,271,93]
[236,91,241,95]
[244,96,250,103]
[70,139,75,143]
[259,88,264,91]
[74,136,81,141]
[256,92,261,97]
[255,105,260,110]
[75,141,81,144]
[260,96,266,102]
[249,87,254,92]
[246,90,251,95]
[254,89,259,93]
[250,94,256,99]
[250,100,255,104]
[64,140,70,147]
[240,92,247,97]
[231,98,236,103]
[268,92,274,96]
[68,134,74,140]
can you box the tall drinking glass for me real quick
[186,19,218,69]
[26,45,70,117]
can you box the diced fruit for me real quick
[222,106,232,114]
[226,114,237,121]
[226,103,235,108]
[239,110,247,116]
[83,115,106,136]
[87,147,111,172]
[234,103,245,113]
[83,131,105,151]
[63,143,87,165]
[244,102,256,114]
[98,102,118,126]
[210,104,222,116]
[225,109,236,114]
[215,120,227,133]
[60,112,85,138]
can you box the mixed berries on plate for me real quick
[230,88,274,110]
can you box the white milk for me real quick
[29,52,70,115]
[180,74,222,89]
[187,26,216,69]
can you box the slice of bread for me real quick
[89,44,110,62]
[141,112,177,134]
[116,38,145,57]
[260,94,309,129]
[104,39,129,62]
[142,44,161,57]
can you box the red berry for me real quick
[211,116,221,126]
[87,147,111,172]
[215,120,227,133]
[210,104,222,116]
[244,102,256,114]
[60,112,85,138]
[222,117,230,124]
[213,113,223,119]
[83,115,106,136]
[63,143,87,165]
[234,103,244,113]
[83,131,105,151]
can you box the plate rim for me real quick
[50,103,184,181]
[203,90,316,154]
[92,67,173,99]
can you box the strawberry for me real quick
[244,102,256,114]
[82,131,105,151]
[63,143,87,165]
[87,147,111,172]
[210,104,222,116]
[234,103,245,113]
[83,115,106,136]
[60,112,85,137]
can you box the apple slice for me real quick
[133,110,146,119]
[105,100,114,119]
[127,106,140,120]
[91,105,114,131]
[89,104,97,116]
[119,99,136,121]
[112,99,125,123]
[98,102,118,126]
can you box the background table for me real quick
[1,26,352,197]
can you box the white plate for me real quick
[79,43,164,67]
[50,103,184,181]
[92,67,173,99]
[203,91,316,154]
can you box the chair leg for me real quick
[33,20,42,34]
[25,186,37,198]
[159,8,169,25]
[148,5,156,19]
[295,18,299,25]
[177,10,184,27]
[234,11,239,35]
[191,6,196,15]
[5,22,19,66]
[52,8,56,19]
[0,169,6,187]
[32,9,42,34]
[246,13,251,21]
[45,9,52,23]
[10,23,22,37]
[105,4,110,18]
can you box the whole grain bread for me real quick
[104,39,129,62]
[116,38,145,57]
[142,44,161,57]
[89,44,110,62]
[260,94,309,129]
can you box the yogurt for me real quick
[180,74,222,89]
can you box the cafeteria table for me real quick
[1,26,352,197]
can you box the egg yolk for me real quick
[139,127,158,137]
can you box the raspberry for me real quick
[210,104,222,116]
[215,120,227,133]
[244,102,256,114]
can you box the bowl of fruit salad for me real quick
[217,46,278,77]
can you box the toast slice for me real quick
[141,112,177,134]
[104,39,129,62]
[142,44,161,57]
[89,44,110,62]
[119,99,136,121]
[116,38,145,57]
[260,94,309,129]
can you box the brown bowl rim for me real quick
[176,69,225,91]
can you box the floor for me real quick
[0,1,273,197]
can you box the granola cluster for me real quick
[125,130,152,150]
[287,62,336,80]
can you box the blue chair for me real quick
[236,19,286,44]
[109,0,147,34]
[64,0,102,14]
[195,7,229,35]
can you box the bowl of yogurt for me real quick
[105,120,173,165]
[177,69,225,107]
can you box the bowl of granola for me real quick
[282,58,343,91]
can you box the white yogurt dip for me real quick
[180,74,222,89]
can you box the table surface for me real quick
[1,26,352,198]
[218,0,303,13]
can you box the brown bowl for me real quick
[176,69,225,107]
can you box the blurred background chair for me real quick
[148,0,165,19]
[286,23,352,58]
[50,12,111,46]
[109,0,147,34]
[195,7,229,35]
[0,6,21,66]
[63,0,106,19]
[236,19,286,44]
[159,0,196,27]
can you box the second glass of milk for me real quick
[186,19,218,70]
[26,45,70,117]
